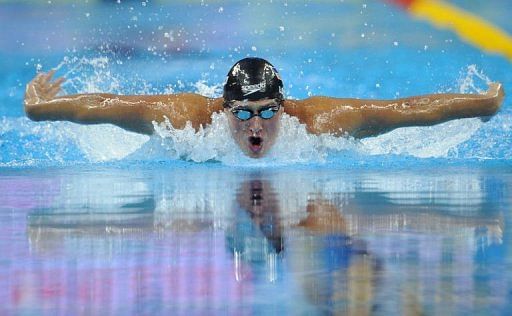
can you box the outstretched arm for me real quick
[24,70,223,135]
[284,83,504,138]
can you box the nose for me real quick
[249,117,263,135]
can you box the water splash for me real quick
[360,118,482,158]
[457,64,492,94]
[152,112,234,163]
[54,56,123,94]
[152,112,360,165]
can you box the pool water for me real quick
[1,165,511,314]
[1,0,511,314]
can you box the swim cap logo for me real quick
[241,81,267,96]
[271,66,281,81]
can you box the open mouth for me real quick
[248,136,263,153]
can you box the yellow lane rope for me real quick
[408,0,512,60]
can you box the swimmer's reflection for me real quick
[226,178,284,283]
[227,177,380,314]
[228,178,283,255]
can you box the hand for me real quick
[480,82,504,122]
[486,82,504,99]
[24,70,65,106]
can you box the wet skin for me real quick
[225,99,284,158]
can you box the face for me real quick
[225,98,283,158]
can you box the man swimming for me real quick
[24,57,504,158]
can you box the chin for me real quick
[244,146,266,158]
[247,151,265,158]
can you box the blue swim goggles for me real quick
[229,102,281,121]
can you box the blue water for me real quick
[1,0,512,314]
[1,165,511,314]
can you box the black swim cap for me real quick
[223,58,284,105]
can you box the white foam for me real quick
[55,56,124,94]
[4,118,148,163]
[151,112,361,165]
[62,124,149,162]
[360,118,482,158]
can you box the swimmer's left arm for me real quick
[285,83,504,138]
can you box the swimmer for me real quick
[24,57,504,158]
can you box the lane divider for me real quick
[389,0,512,61]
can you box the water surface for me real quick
[1,165,510,314]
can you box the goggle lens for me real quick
[259,109,276,119]
[234,110,252,121]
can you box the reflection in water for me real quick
[0,167,509,314]
[290,197,379,315]
[227,178,283,283]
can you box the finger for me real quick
[51,77,66,87]
[486,82,500,96]
[38,76,61,92]
[47,77,65,92]
[40,78,62,93]
[25,84,41,104]
[25,83,36,98]
[34,80,51,93]
[47,85,62,97]
[29,81,45,95]
[35,70,53,85]
[43,69,56,82]
[33,72,46,84]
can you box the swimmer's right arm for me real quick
[24,71,224,135]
